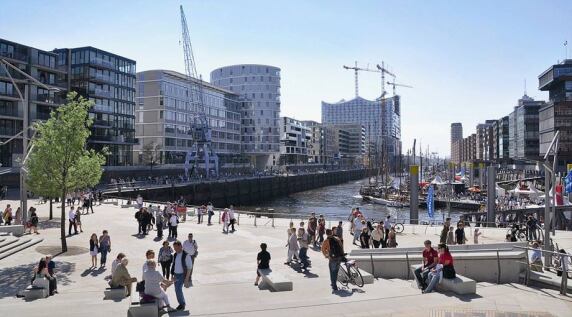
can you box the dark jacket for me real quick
[170,250,188,276]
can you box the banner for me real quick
[427,185,435,219]
[565,170,572,194]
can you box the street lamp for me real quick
[0,58,62,223]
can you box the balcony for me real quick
[89,57,114,69]
[0,50,27,62]
[90,88,113,98]
[90,73,114,84]
[36,94,65,105]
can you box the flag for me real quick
[565,170,572,194]
[427,185,435,218]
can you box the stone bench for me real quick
[104,286,126,301]
[410,264,476,295]
[24,279,49,300]
[257,269,293,292]
[338,267,375,284]
[0,225,25,237]
[128,294,159,317]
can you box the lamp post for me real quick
[0,58,62,223]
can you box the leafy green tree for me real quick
[27,92,106,252]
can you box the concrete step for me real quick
[0,237,19,249]
[0,238,43,260]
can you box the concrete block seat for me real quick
[0,225,25,237]
[128,294,160,317]
[104,286,127,301]
[410,264,476,295]
[257,269,293,292]
[338,265,375,285]
[525,271,572,291]
[24,278,49,300]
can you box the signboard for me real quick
[410,165,419,175]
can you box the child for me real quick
[446,226,455,245]
[255,243,271,286]
[473,228,482,244]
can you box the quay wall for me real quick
[108,169,374,208]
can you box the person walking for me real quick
[75,209,83,233]
[297,227,310,270]
[229,205,236,232]
[207,202,214,225]
[99,230,111,268]
[89,233,99,268]
[352,217,364,245]
[135,208,143,235]
[27,208,39,234]
[254,243,271,286]
[371,223,384,248]
[169,212,179,239]
[317,215,326,246]
[14,207,21,225]
[183,233,198,285]
[156,208,164,239]
[158,241,173,279]
[307,212,317,247]
[171,241,192,311]
[88,191,95,214]
[440,218,451,244]
[335,221,344,246]
[285,227,299,265]
[455,222,467,245]
[383,215,392,245]
[359,227,370,248]
[221,208,230,234]
[322,228,344,292]
[387,227,397,248]
[446,226,455,245]
[68,206,77,236]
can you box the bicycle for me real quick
[393,222,404,233]
[337,259,364,287]
[507,224,527,241]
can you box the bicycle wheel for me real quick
[348,265,364,287]
[337,265,349,287]
[517,230,526,241]
[394,223,404,233]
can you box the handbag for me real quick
[135,280,145,293]
[443,265,456,279]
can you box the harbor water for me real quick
[246,178,465,223]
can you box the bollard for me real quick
[496,249,501,284]
[218,211,221,224]
[370,253,375,278]
[254,216,257,227]
[272,217,275,228]
[405,251,411,280]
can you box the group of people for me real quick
[439,218,481,245]
[284,213,334,271]
[106,233,198,312]
[65,190,100,213]
[413,240,456,293]
[1,204,40,234]
[349,209,398,249]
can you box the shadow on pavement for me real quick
[0,261,76,299]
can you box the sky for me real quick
[1,0,571,157]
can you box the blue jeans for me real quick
[328,259,341,290]
[173,273,185,306]
[299,247,309,268]
[100,246,108,265]
[424,271,440,293]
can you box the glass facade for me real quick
[54,47,137,166]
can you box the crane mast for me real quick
[180,5,218,179]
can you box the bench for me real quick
[257,269,293,292]
[338,267,375,284]
[104,286,126,301]
[127,294,159,317]
[410,265,476,295]
[0,225,25,237]
[24,278,49,300]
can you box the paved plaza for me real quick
[1,198,572,317]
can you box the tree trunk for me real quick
[60,192,67,253]
[49,198,53,220]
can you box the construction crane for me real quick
[180,5,219,179]
[386,80,413,96]
[376,62,395,98]
[343,61,395,98]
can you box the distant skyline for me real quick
[1,0,571,157]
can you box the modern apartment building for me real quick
[507,95,544,161]
[210,64,281,169]
[450,122,463,161]
[278,117,310,165]
[381,96,402,162]
[322,123,366,167]
[497,116,510,161]
[0,39,68,168]
[134,70,242,166]
[538,59,572,171]
[53,46,137,166]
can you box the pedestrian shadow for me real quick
[442,291,482,302]
[0,261,76,299]
[131,234,146,240]
[153,237,163,242]
[333,287,364,297]
[160,310,190,316]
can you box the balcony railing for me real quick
[89,57,114,69]
[90,73,114,83]
[90,88,113,98]
[0,50,27,62]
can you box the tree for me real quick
[26,92,106,252]
[141,141,162,170]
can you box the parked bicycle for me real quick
[393,222,404,233]
[338,259,364,287]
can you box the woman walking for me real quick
[158,240,173,279]
[99,230,111,268]
[75,210,83,233]
[89,233,99,268]
[317,215,326,246]
[387,227,397,248]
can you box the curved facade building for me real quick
[211,64,281,169]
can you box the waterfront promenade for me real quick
[1,198,572,316]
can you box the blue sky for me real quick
[1,0,571,157]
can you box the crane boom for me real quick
[180,5,218,179]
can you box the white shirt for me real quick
[111,259,121,275]
[183,239,198,256]
[173,251,193,274]
[354,219,364,232]
[384,219,392,230]
[207,204,213,212]
[229,209,235,219]
[143,269,164,297]
[169,214,178,227]
[68,209,76,221]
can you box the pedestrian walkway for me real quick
[0,198,571,316]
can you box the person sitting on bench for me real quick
[423,243,456,294]
[31,258,57,296]
[414,240,438,290]
[110,258,137,296]
[143,260,174,311]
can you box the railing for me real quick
[514,245,571,295]
[90,57,114,69]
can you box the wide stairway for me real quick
[0,235,44,260]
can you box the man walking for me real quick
[229,205,236,232]
[322,228,344,292]
[68,206,77,235]
[383,215,392,245]
[171,241,192,311]
[297,227,310,270]
[183,233,198,285]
